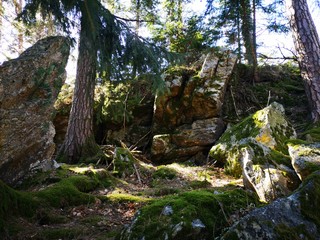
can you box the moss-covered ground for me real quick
[0,154,245,239]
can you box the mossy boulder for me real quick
[209,102,299,201]
[288,143,320,181]
[221,171,320,239]
[0,180,36,234]
[118,188,260,240]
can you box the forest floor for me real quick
[7,150,242,240]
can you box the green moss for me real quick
[189,180,211,189]
[34,176,97,208]
[299,172,320,226]
[267,149,291,167]
[225,154,242,178]
[301,123,320,142]
[275,223,316,240]
[303,162,320,175]
[286,139,310,146]
[0,180,36,233]
[120,189,260,239]
[153,166,178,180]
[153,187,181,196]
[17,171,61,190]
[218,114,259,144]
[165,65,196,77]
[107,193,151,203]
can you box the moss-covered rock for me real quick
[118,188,260,240]
[0,180,36,234]
[288,143,320,181]
[221,171,320,239]
[241,147,300,202]
[209,102,299,201]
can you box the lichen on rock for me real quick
[151,49,237,163]
[0,36,70,185]
[209,102,300,201]
[289,142,320,181]
[221,171,320,239]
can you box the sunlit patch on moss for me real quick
[119,188,260,239]
[152,166,178,180]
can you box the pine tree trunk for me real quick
[251,0,259,83]
[135,0,141,34]
[0,0,2,42]
[286,0,320,122]
[13,0,23,53]
[58,26,98,163]
[240,0,253,64]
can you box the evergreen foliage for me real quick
[205,0,289,62]
[150,0,211,53]
[19,0,171,82]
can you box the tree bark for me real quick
[58,25,98,163]
[13,0,23,53]
[240,0,259,82]
[286,0,320,122]
[0,0,2,42]
[240,0,253,64]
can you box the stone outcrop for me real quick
[0,36,70,185]
[151,50,237,163]
[209,102,300,202]
[222,171,320,239]
[288,142,320,181]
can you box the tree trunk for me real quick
[58,26,98,163]
[237,0,242,63]
[251,0,259,83]
[13,0,23,53]
[0,0,2,42]
[135,0,141,34]
[286,0,320,122]
[240,0,253,64]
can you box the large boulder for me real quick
[151,118,225,163]
[209,102,300,202]
[288,142,320,181]
[151,50,237,163]
[0,36,70,185]
[221,171,320,239]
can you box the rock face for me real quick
[222,171,320,239]
[289,142,320,181]
[209,102,300,202]
[0,36,70,185]
[151,50,237,163]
